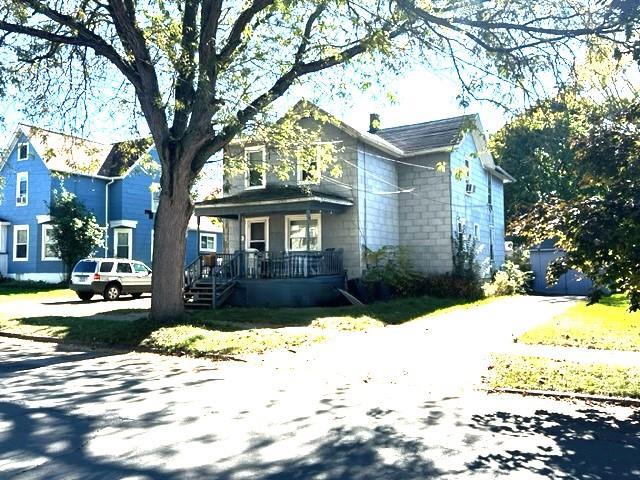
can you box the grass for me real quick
[520,294,640,352]
[0,294,495,358]
[0,279,70,301]
[489,354,640,399]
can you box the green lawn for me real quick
[489,354,640,399]
[0,280,70,301]
[519,294,640,351]
[0,295,493,358]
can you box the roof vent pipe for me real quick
[369,113,380,133]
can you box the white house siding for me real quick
[397,152,453,274]
[357,142,400,256]
[449,133,506,275]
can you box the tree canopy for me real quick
[0,0,638,321]
[49,190,105,280]
[512,100,640,310]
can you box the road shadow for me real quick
[467,408,640,479]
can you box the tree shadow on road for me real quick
[466,408,640,479]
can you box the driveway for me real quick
[1,296,638,479]
[1,291,150,320]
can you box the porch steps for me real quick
[183,280,236,309]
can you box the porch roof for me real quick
[194,185,353,218]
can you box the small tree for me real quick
[49,190,105,281]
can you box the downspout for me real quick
[104,178,115,257]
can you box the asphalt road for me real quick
[0,296,638,479]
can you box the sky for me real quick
[0,65,509,146]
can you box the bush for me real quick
[483,261,532,297]
[362,246,425,297]
[421,273,484,300]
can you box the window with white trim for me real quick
[297,144,324,184]
[200,233,217,252]
[245,146,266,189]
[114,228,132,259]
[16,172,28,206]
[150,183,161,213]
[42,225,60,261]
[13,225,28,261]
[17,142,29,161]
[474,223,480,241]
[285,214,321,251]
[245,217,269,251]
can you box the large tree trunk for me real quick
[150,165,194,323]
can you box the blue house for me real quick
[0,124,222,282]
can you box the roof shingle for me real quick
[375,114,476,154]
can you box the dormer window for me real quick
[245,146,266,189]
[17,142,29,161]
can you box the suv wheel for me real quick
[104,283,121,301]
[77,292,94,301]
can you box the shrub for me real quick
[422,273,484,300]
[483,261,533,297]
[362,246,425,297]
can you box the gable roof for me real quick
[98,138,152,177]
[20,124,113,177]
[376,114,476,154]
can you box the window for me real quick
[474,224,480,241]
[13,225,28,261]
[200,233,216,252]
[16,172,28,206]
[245,146,266,189]
[114,228,132,259]
[74,260,97,273]
[297,145,324,184]
[245,217,269,251]
[285,214,321,251]
[99,262,114,273]
[116,262,133,273]
[150,183,161,213]
[17,142,28,161]
[487,173,493,205]
[41,225,60,261]
[464,157,472,195]
[133,263,150,274]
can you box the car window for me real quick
[73,260,97,273]
[133,263,148,274]
[99,262,114,273]
[116,262,133,274]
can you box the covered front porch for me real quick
[187,186,355,308]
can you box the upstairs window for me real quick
[245,146,266,189]
[16,172,28,206]
[297,145,324,185]
[150,183,161,213]
[13,225,28,261]
[17,142,29,161]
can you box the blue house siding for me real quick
[0,133,55,278]
[184,230,223,266]
[449,133,506,276]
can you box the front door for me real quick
[245,217,268,252]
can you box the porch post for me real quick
[305,209,311,252]
[196,215,201,257]
[305,208,311,277]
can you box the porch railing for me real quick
[185,249,343,287]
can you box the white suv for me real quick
[70,258,152,301]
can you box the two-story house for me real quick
[191,101,514,308]
[0,125,222,282]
